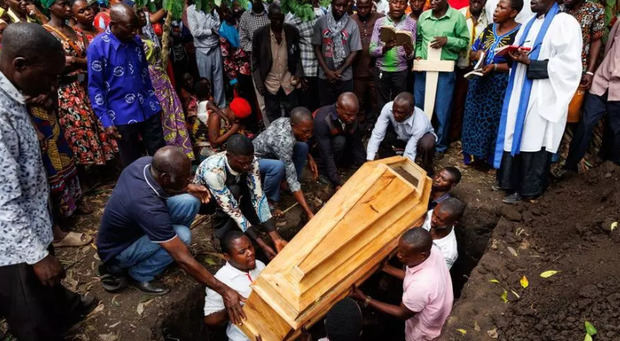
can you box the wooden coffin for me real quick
[239,156,432,340]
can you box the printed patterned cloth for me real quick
[566,0,606,71]
[87,29,162,128]
[252,117,302,192]
[239,10,270,52]
[193,152,271,232]
[44,24,118,166]
[0,72,53,266]
[143,38,194,160]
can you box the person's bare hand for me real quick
[482,64,494,76]
[383,40,397,54]
[581,73,593,89]
[25,94,50,107]
[470,50,483,62]
[186,183,211,204]
[305,209,315,219]
[33,254,65,287]
[430,36,448,49]
[349,285,366,301]
[335,185,342,192]
[508,49,530,65]
[403,42,413,56]
[220,286,246,325]
[273,238,287,253]
[308,156,318,181]
[325,69,340,82]
[105,126,122,140]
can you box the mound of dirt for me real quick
[443,162,620,340]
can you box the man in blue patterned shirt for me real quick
[87,4,165,167]
[0,23,96,340]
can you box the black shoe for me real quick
[78,295,99,317]
[101,273,129,293]
[133,280,170,295]
[502,192,522,204]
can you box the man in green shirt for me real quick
[414,0,469,156]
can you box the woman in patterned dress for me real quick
[461,0,521,168]
[137,10,195,160]
[42,0,118,170]
[71,0,100,43]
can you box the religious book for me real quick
[379,26,413,50]
[464,51,486,80]
[494,45,532,57]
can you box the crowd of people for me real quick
[0,0,619,338]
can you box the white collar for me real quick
[0,72,25,105]
[224,153,240,176]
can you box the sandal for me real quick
[53,231,92,248]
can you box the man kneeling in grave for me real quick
[193,134,287,259]
[204,231,265,341]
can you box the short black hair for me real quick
[0,23,64,65]
[509,0,524,12]
[194,78,212,99]
[443,166,462,184]
[226,134,254,156]
[400,227,432,253]
[325,298,363,341]
[437,197,466,221]
[221,230,247,255]
[394,91,415,110]
[290,107,313,125]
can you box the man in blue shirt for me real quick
[97,146,245,326]
[87,4,165,167]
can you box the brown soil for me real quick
[442,161,620,340]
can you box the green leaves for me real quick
[584,321,597,336]
[540,270,560,278]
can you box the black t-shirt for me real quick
[97,157,176,263]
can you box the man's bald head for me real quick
[109,3,139,42]
[336,92,359,124]
[396,228,433,266]
[152,146,191,194]
[0,23,65,96]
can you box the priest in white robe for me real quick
[493,0,582,204]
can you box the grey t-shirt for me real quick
[311,15,362,81]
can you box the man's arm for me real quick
[275,142,314,218]
[351,287,416,320]
[238,15,251,52]
[366,107,391,160]
[86,44,113,128]
[444,13,469,53]
[251,29,266,94]
[369,18,386,58]
[160,237,245,324]
[336,25,361,75]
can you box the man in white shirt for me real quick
[366,92,436,174]
[421,197,466,269]
[204,231,266,341]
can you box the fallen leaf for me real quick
[487,328,498,339]
[511,290,520,299]
[584,334,593,341]
[87,302,105,317]
[109,321,121,328]
[507,246,518,257]
[456,329,467,335]
[489,279,500,284]
[137,302,145,316]
[98,332,118,341]
[520,275,529,288]
[611,221,618,231]
[584,321,597,335]
[501,290,508,303]
[474,320,481,332]
[540,270,560,278]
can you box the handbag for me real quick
[567,86,586,123]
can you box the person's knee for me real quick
[173,225,192,245]
[295,141,309,156]
[167,193,200,221]
[418,134,436,154]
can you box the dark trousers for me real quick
[449,67,470,142]
[375,69,409,114]
[314,133,366,184]
[354,76,380,127]
[116,113,166,167]
[237,74,261,132]
[0,262,83,341]
[497,150,552,198]
[318,78,354,107]
[264,88,299,123]
[299,76,320,112]
[378,125,436,175]
[566,92,620,170]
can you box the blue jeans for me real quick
[112,194,200,282]
[414,71,456,153]
[258,142,309,202]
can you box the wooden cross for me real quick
[412,44,455,120]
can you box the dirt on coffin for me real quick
[239,156,432,341]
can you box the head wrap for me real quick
[40,0,56,9]
[229,97,252,118]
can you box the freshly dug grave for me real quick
[443,162,620,341]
